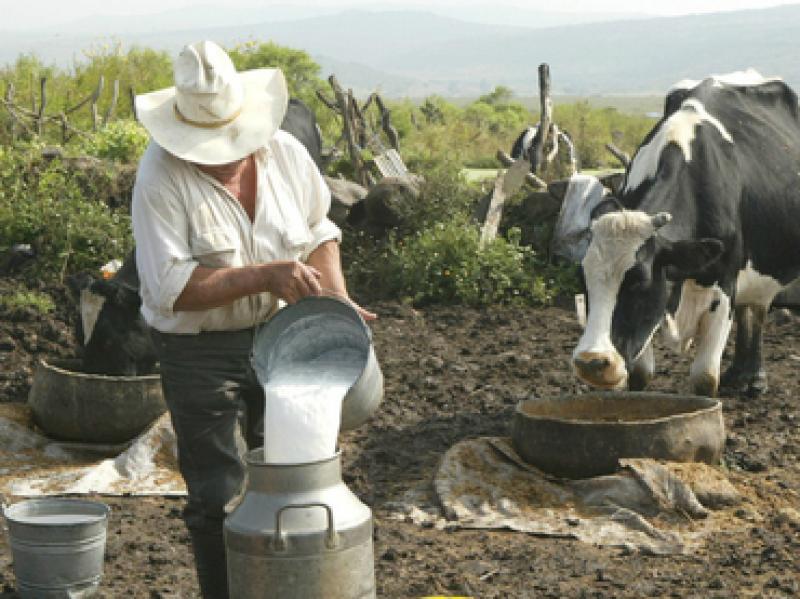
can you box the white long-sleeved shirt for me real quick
[131,130,341,334]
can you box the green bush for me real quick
[0,142,133,281]
[383,223,552,306]
[80,120,150,163]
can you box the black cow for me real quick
[72,98,325,376]
[572,70,800,397]
[281,98,324,168]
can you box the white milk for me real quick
[263,348,364,464]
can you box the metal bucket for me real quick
[3,498,110,598]
[252,295,383,431]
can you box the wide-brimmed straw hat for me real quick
[135,40,289,165]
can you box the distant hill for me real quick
[3,5,800,98]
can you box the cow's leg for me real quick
[688,290,732,397]
[722,304,768,397]
[721,305,756,391]
[628,339,654,391]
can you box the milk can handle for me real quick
[274,502,338,551]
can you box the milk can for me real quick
[224,450,376,598]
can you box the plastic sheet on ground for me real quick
[382,436,791,556]
[0,404,185,497]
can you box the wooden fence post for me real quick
[91,76,105,132]
[103,79,119,125]
[37,77,47,136]
[531,63,552,174]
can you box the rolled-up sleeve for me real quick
[131,181,198,318]
[286,139,341,253]
[306,166,341,249]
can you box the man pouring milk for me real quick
[132,40,375,598]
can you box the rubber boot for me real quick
[190,529,230,599]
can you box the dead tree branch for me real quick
[496,149,547,189]
[37,77,47,136]
[328,75,370,187]
[605,142,631,168]
[374,93,400,151]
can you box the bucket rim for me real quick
[3,497,111,526]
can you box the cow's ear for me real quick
[589,197,623,221]
[658,238,725,278]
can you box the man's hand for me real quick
[262,260,323,304]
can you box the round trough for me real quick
[511,392,725,479]
[28,358,166,444]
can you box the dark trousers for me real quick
[151,327,264,599]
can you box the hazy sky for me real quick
[4,0,800,29]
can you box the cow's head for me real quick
[550,173,606,263]
[572,200,724,389]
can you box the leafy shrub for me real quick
[0,142,133,281]
[383,223,552,306]
[80,120,150,163]
[400,162,477,231]
[344,218,559,307]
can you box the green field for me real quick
[461,167,625,184]
[434,95,663,116]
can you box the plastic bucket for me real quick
[3,498,110,598]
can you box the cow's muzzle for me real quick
[572,351,628,389]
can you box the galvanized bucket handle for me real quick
[273,502,339,552]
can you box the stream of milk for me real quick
[262,347,363,464]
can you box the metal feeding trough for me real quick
[511,392,725,479]
[28,358,166,444]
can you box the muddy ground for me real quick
[0,281,798,598]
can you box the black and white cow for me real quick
[511,125,577,174]
[511,126,540,163]
[572,70,800,397]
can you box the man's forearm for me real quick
[173,264,268,311]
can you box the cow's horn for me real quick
[651,212,672,229]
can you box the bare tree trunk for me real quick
[328,75,370,187]
[90,76,105,132]
[349,89,368,149]
[103,79,120,125]
[60,112,68,144]
[37,77,47,136]
[5,83,17,141]
[129,86,137,121]
[605,142,631,168]
[531,63,552,174]
[375,94,400,151]
[480,172,508,248]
